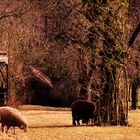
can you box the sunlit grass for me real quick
[0,105,140,140]
[19,104,70,111]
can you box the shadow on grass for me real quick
[29,125,91,129]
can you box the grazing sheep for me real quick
[0,106,28,133]
[71,99,96,126]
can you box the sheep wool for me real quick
[0,106,28,133]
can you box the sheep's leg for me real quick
[77,119,80,125]
[72,112,76,126]
[72,116,76,126]
[1,124,4,133]
[76,117,80,125]
[13,127,16,135]
[86,120,89,125]
[82,117,88,124]
[91,119,94,126]
[86,118,89,126]
[5,126,10,133]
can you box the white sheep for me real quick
[0,106,28,134]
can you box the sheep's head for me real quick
[20,124,27,132]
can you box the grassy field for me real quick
[0,105,140,140]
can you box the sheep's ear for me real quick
[20,125,24,129]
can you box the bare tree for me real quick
[0,0,47,105]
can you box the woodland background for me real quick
[0,0,139,110]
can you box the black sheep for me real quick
[71,99,96,126]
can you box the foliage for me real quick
[81,0,129,125]
[82,0,129,64]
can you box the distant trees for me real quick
[0,0,27,105]
[41,0,88,105]
[0,0,139,114]
[0,0,48,105]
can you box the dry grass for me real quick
[0,105,140,140]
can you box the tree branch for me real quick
[128,22,140,46]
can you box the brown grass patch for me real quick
[0,106,140,140]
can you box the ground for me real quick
[0,105,140,140]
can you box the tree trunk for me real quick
[100,66,128,125]
[131,86,137,109]
[131,77,139,109]
[101,68,115,124]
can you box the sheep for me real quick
[0,106,28,134]
[71,99,96,126]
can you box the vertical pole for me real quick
[5,64,8,105]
